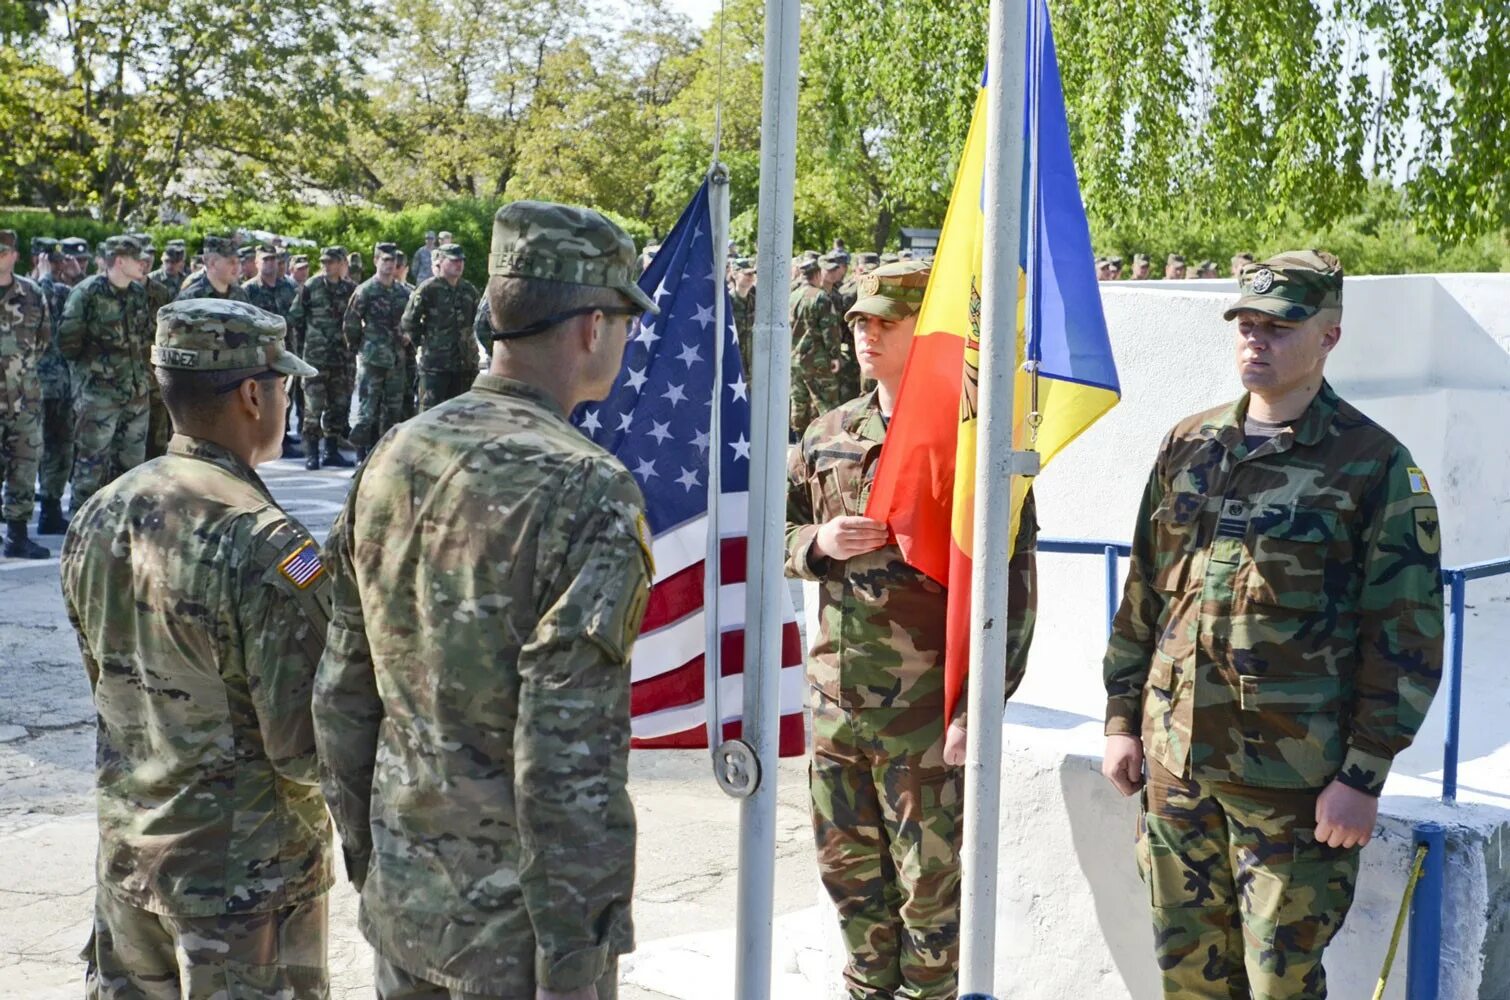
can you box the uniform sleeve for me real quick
[783,432,827,580]
[400,284,424,346]
[239,520,332,786]
[57,282,89,360]
[311,476,385,888]
[515,469,651,992]
[1336,450,1445,796]
[342,287,364,351]
[1103,456,1168,737]
[288,286,307,350]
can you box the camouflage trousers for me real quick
[38,393,74,501]
[300,357,356,444]
[401,347,418,420]
[69,384,148,513]
[811,692,962,1000]
[351,361,405,448]
[83,885,329,999]
[146,385,171,460]
[417,369,475,412]
[1138,759,1361,1000]
[790,372,844,441]
[373,951,618,1000]
[0,368,42,523]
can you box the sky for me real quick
[657,0,721,27]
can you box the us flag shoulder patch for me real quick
[278,541,324,589]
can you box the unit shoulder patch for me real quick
[1406,466,1431,495]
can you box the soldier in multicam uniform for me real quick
[0,231,51,558]
[244,245,305,460]
[787,261,1037,1000]
[730,257,757,379]
[57,235,154,515]
[400,242,481,411]
[788,256,844,439]
[1100,251,1444,999]
[62,298,331,997]
[290,246,358,470]
[343,242,412,459]
[35,238,85,534]
[312,200,657,1000]
[177,235,250,303]
[148,240,189,299]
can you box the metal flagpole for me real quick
[733,1,800,997]
[705,164,730,754]
[959,0,1032,994]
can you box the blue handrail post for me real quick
[1104,545,1118,637]
[1407,822,1445,1000]
[1442,572,1466,805]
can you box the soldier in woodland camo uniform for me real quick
[0,230,51,558]
[177,235,250,303]
[290,247,358,469]
[58,236,154,514]
[787,261,1037,1000]
[62,298,330,998]
[343,242,412,456]
[729,257,757,380]
[313,201,657,1000]
[400,242,481,411]
[137,237,177,460]
[789,256,844,439]
[147,240,189,299]
[36,237,88,533]
[1100,251,1444,1000]
[243,245,305,460]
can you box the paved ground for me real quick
[0,454,820,997]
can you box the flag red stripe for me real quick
[632,712,807,758]
[631,622,803,716]
[640,537,749,632]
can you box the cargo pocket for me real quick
[1245,506,1340,610]
[1150,492,1208,594]
[1242,828,1360,966]
[1238,676,1344,787]
[1142,652,1190,775]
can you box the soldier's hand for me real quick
[1101,735,1144,796]
[1314,780,1378,849]
[537,989,598,1000]
[814,516,889,561]
[943,721,967,766]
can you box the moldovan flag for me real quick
[864,0,1121,725]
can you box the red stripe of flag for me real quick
[641,537,748,633]
[632,711,807,756]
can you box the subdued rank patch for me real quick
[1407,466,1432,494]
[1216,498,1249,539]
[278,541,325,589]
[1414,509,1441,555]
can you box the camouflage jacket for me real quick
[825,287,861,401]
[60,435,333,916]
[401,275,481,372]
[313,375,651,995]
[57,274,152,402]
[147,267,186,300]
[242,275,299,328]
[785,390,1037,718]
[290,273,356,363]
[36,276,72,398]
[788,283,844,434]
[1,276,50,389]
[1103,381,1444,796]
[342,277,411,369]
[731,285,756,378]
[175,270,250,303]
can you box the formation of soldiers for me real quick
[1096,250,1255,281]
[15,194,1443,1000]
[0,228,483,562]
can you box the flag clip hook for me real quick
[1022,359,1044,448]
[713,739,761,798]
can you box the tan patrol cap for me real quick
[845,260,931,323]
[1224,249,1343,322]
[152,299,317,377]
[488,200,657,315]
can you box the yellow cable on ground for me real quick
[1373,842,1431,1000]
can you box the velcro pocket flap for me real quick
[1239,675,1342,713]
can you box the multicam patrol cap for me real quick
[487,200,658,315]
[1224,250,1343,322]
[845,260,931,323]
[152,299,317,377]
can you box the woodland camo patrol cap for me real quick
[1224,250,1343,322]
[845,260,931,323]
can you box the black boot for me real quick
[322,438,354,469]
[36,498,69,535]
[3,520,49,559]
[305,448,321,471]
[282,435,304,459]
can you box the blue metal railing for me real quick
[1039,538,1510,1000]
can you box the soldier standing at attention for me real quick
[177,236,250,302]
[290,254,311,288]
[1231,251,1256,277]
[138,237,178,460]
[348,251,364,285]
[0,231,51,558]
[401,242,481,411]
[63,298,331,997]
[290,247,358,470]
[36,238,84,535]
[236,245,258,283]
[412,230,437,285]
[312,201,657,1000]
[343,242,411,460]
[786,261,1037,1000]
[819,252,861,401]
[1100,251,1444,998]
[730,258,757,380]
[788,256,841,440]
[1164,253,1187,279]
[1130,253,1152,280]
[244,245,305,460]
[148,240,189,299]
[58,235,153,515]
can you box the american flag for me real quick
[574,181,806,756]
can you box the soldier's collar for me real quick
[472,374,566,418]
[167,434,275,501]
[844,389,887,443]
[1209,379,1339,450]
